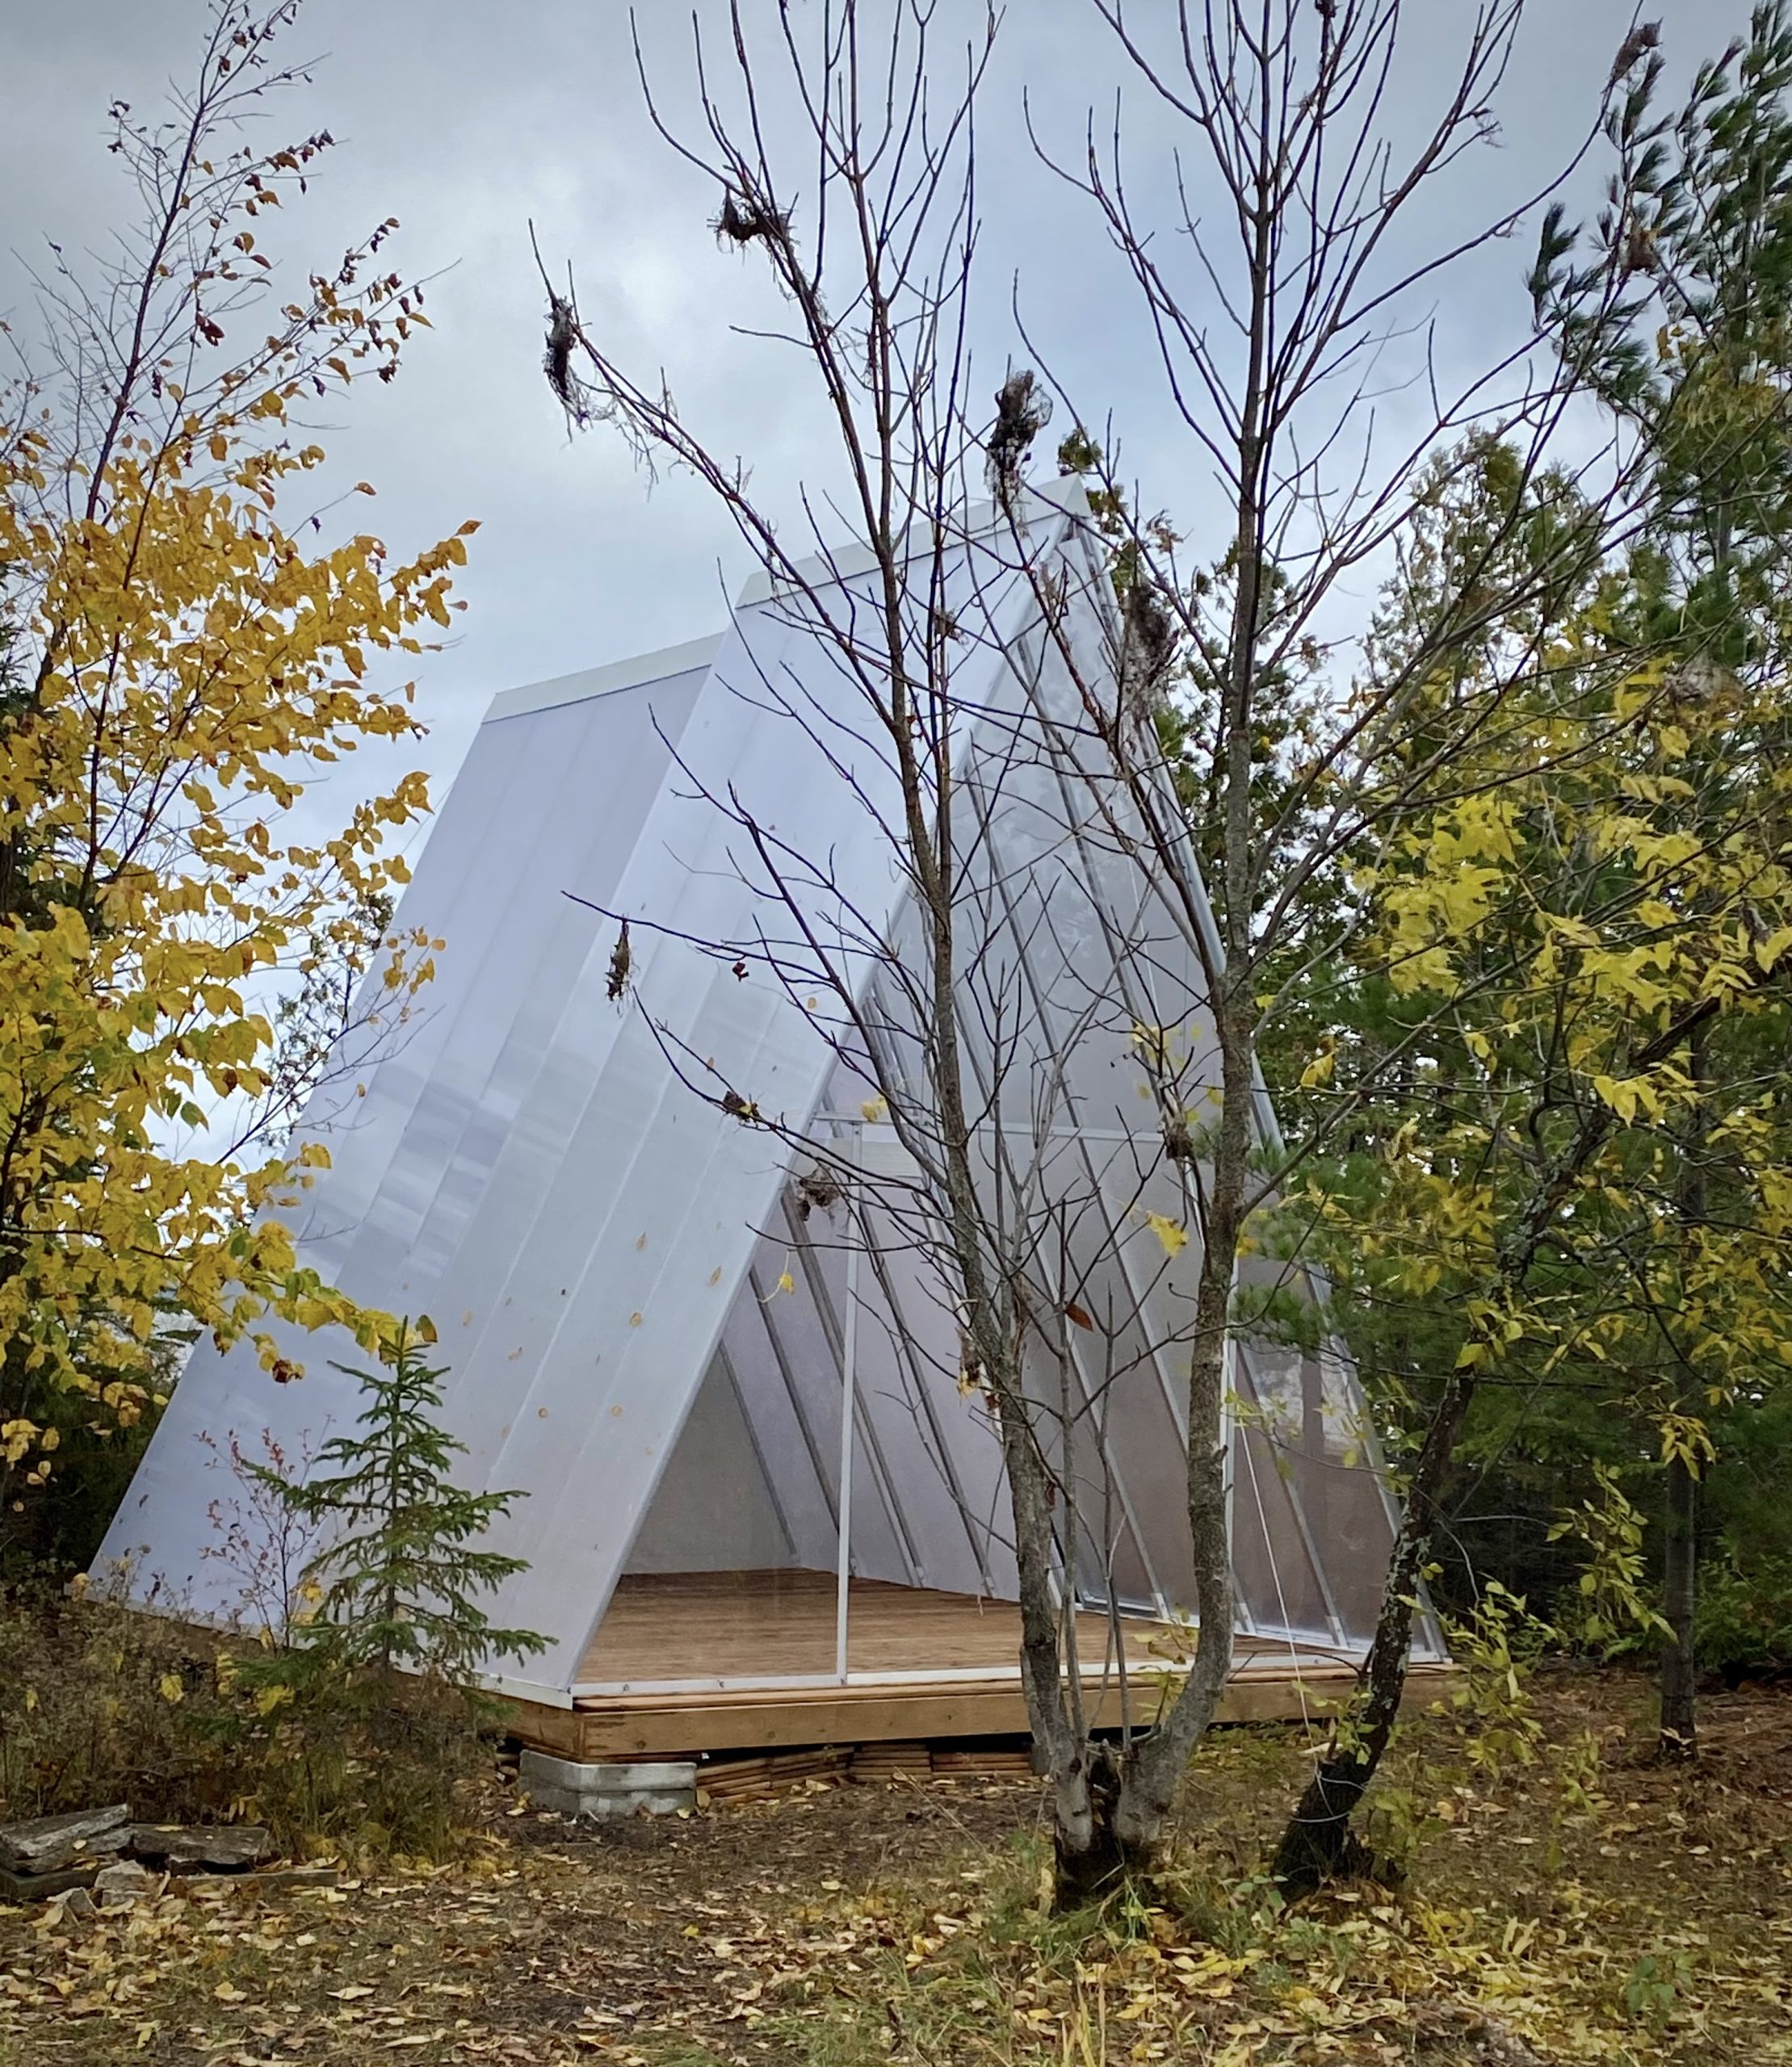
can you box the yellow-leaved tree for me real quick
[0,1,472,1532]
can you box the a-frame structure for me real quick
[99,487,1445,1754]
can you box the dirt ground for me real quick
[1,1670,1787,2066]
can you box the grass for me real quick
[0,1583,491,1863]
[0,1668,1788,2065]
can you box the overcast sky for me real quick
[1,0,1761,829]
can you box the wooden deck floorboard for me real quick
[576,1570,1222,1688]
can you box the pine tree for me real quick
[254,1320,544,1688]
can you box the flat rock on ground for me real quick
[0,1805,129,1876]
[93,1859,159,1910]
[0,1860,105,1904]
[124,1823,271,1871]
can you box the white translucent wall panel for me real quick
[1223,1252,1411,1652]
[1051,1225,1197,1615]
[623,1352,803,1574]
[1305,1348,1404,1645]
[711,1252,842,1573]
[1231,1340,1342,1647]
[850,1202,1014,1599]
[842,1206,1021,1674]
[779,1189,915,1589]
[98,659,709,1633]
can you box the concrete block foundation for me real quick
[518,1749,698,1819]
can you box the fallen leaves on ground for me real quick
[0,1675,1786,2064]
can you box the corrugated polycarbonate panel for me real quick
[100,488,1418,1694]
[1232,1340,1345,1646]
[622,1349,800,1574]
[346,678,711,1299]
[849,1199,1013,1599]
[713,1268,841,1566]
[94,660,709,1628]
[410,535,1047,1687]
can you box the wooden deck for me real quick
[505,1571,1457,1762]
[575,1570,1193,1687]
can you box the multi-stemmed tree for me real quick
[540,0,1681,1893]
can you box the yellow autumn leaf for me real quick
[157,1673,185,1704]
[1144,1213,1189,1257]
[1590,1073,1639,1123]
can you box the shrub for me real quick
[0,1581,237,1822]
[0,1321,543,1860]
[0,1582,498,1859]
[1695,1554,1792,1679]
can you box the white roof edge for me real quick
[481,475,1096,721]
[485,631,725,723]
[734,477,1089,607]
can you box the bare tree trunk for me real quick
[1103,984,1249,1866]
[1101,27,1278,1855]
[1271,1365,1475,1888]
[1657,1451,1698,1761]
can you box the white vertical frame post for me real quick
[834,1124,862,1683]
[1223,1317,1246,1632]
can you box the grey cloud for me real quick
[0,0,1758,821]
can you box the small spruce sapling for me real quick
[249,1319,544,1693]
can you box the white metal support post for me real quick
[834,1125,861,1683]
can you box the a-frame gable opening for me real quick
[575,1214,845,1694]
[571,1151,1202,1698]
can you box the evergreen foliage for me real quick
[249,1319,545,1690]
[1278,5,1792,1717]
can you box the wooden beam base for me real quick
[505,1660,1461,1762]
